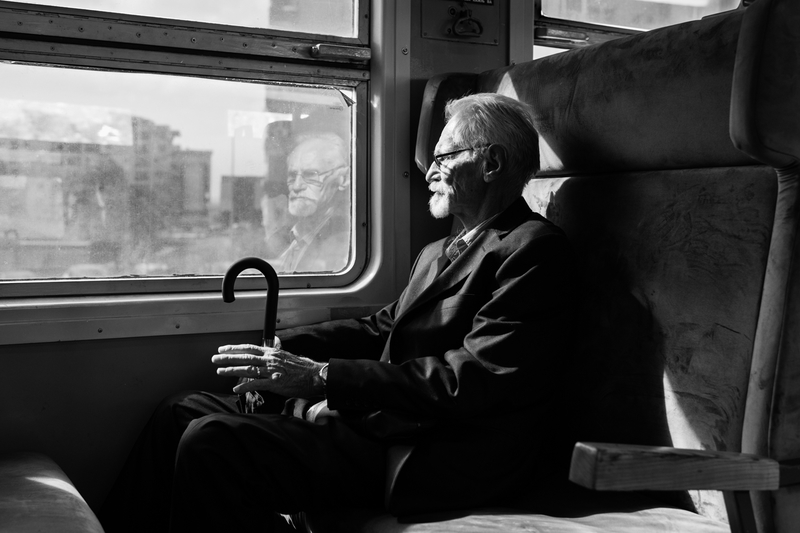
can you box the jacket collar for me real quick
[398,197,533,318]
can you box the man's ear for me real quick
[336,167,351,191]
[483,144,506,183]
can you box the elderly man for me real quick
[99,93,577,533]
[268,132,351,273]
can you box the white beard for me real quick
[428,191,451,218]
[288,197,318,217]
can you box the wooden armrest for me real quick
[569,442,780,492]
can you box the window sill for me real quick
[0,287,385,346]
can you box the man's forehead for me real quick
[435,121,460,152]
[289,139,340,167]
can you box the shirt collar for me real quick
[291,206,336,246]
[444,211,502,262]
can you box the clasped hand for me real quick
[212,339,325,398]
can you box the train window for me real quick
[0,0,371,300]
[10,0,358,38]
[542,0,740,31]
[0,62,356,283]
[534,0,741,49]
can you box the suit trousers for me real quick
[99,390,387,533]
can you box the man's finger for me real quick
[233,375,281,394]
[233,379,266,394]
[217,344,264,354]
[211,354,264,365]
[216,365,263,377]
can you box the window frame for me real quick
[0,0,369,296]
[0,0,414,345]
[531,0,746,52]
[531,0,640,51]
[0,0,371,50]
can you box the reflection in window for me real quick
[542,0,740,31]
[0,63,355,280]
[10,0,357,38]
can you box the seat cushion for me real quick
[305,486,730,533]
[0,451,104,533]
[308,506,728,533]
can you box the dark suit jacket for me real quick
[281,197,578,514]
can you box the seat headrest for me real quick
[478,9,755,175]
[731,0,800,169]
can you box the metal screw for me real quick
[403,171,410,178]
[191,37,196,43]
[401,47,409,55]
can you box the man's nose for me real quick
[425,163,439,183]
[288,174,306,190]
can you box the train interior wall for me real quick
[0,1,515,511]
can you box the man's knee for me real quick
[178,413,232,453]
[152,390,236,436]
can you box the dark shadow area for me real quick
[541,175,695,513]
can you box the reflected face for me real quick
[286,139,346,218]
[425,119,484,220]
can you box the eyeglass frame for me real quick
[431,145,490,169]
[286,165,347,188]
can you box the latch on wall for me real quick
[421,1,499,46]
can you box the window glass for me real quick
[9,0,357,37]
[542,0,740,31]
[0,62,355,280]
[534,45,566,60]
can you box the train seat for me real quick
[304,0,800,531]
[0,451,104,532]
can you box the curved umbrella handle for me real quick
[222,257,280,347]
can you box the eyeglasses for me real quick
[432,145,488,169]
[286,166,345,188]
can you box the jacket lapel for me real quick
[395,198,533,321]
[400,239,449,309]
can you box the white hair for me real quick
[445,93,539,195]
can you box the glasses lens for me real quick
[301,170,321,182]
[287,170,323,187]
